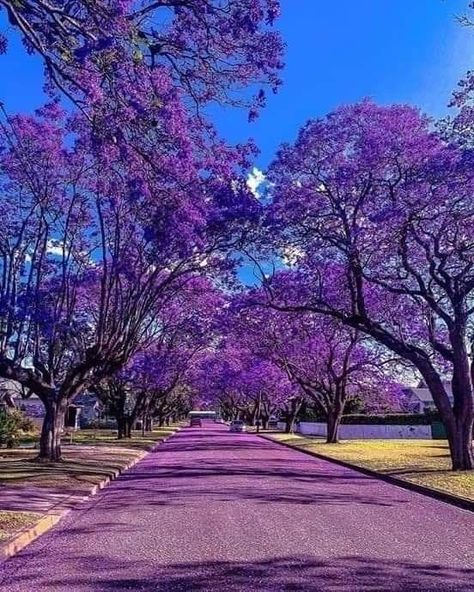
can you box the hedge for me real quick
[340,414,433,425]
[297,413,440,426]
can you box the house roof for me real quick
[74,393,100,407]
[0,379,23,396]
[404,382,453,403]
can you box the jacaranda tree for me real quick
[0,0,283,117]
[0,1,282,461]
[264,101,474,469]
[232,293,402,442]
[193,341,295,424]
[94,277,221,435]
[0,98,259,461]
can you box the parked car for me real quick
[190,417,202,427]
[229,420,246,433]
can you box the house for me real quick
[0,380,45,428]
[401,380,453,413]
[0,379,101,430]
[72,392,102,428]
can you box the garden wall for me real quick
[297,421,432,439]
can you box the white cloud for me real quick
[47,241,65,257]
[281,245,304,268]
[247,167,266,199]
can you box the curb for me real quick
[0,429,180,561]
[0,512,66,560]
[258,433,474,513]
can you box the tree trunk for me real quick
[37,399,66,462]
[445,417,474,471]
[249,404,258,427]
[145,416,153,431]
[326,411,342,444]
[284,398,303,433]
[446,335,474,470]
[117,414,125,439]
[421,357,473,471]
[285,417,296,433]
[124,416,133,438]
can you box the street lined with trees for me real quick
[1,425,474,592]
[0,0,471,481]
[0,2,474,590]
[0,0,282,460]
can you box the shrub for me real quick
[297,413,439,425]
[0,409,36,447]
[341,414,433,425]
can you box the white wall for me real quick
[297,421,432,439]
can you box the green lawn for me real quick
[268,434,474,502]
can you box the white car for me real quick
[229,420,246,433]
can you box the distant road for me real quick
[1,423,474,591]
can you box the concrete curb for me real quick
[0,512,65,560]
[0,429,180,561]
[259,433,474,514]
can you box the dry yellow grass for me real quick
[0,427,179,491]
[0,511,42,542]
[64,426,177,450]
[269,434,474,502]
[0,427,180,547]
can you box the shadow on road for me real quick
[7,553,474,592]
[84,428,407,510]
[1,425,473,592]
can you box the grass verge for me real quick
[0,511,42,542]
[0,426,180,554]
[62,426,177,450]
[267,433,474,502]
[0,427,179,491]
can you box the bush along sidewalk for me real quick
[0,409,37,449]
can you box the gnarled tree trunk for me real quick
[115,406,127,439]
[422,359,473,471]
[326,410,342,444]
[444,410,474,471]
[447,420,474,471]
[284,397,303,433]
[37,398,67,462]
[124,416,133,438]
[284,417,296,433]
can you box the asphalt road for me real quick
[1,423,474,592]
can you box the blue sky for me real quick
[213,0,474,168]
[0,0,472,170]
